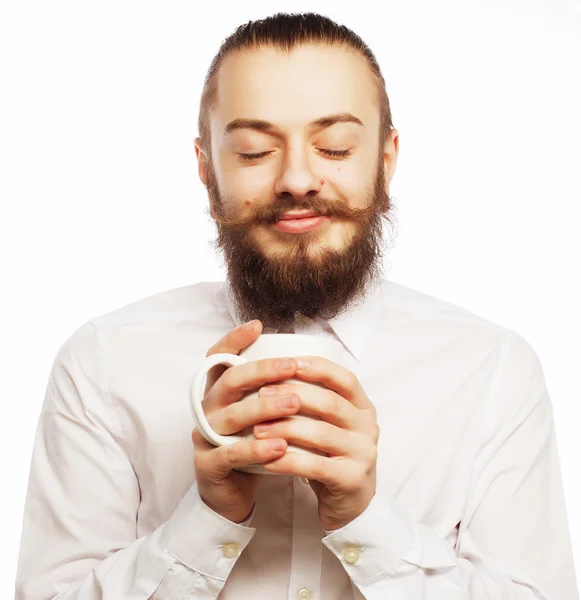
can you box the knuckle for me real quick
[311,455,327,481]
[221,408,239,434]
[193,449,206,473]
[347,371,359,391]
[191,427,204,445]
[354,430,377,464]
[369,421,380,442]
[223,443,238,467]
[250,442,263,463]
[328,395,342,417]
[223,412,239,433]
[193,447,213,477]
[220,367,238,392]
[365,443,378,465]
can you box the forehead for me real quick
[211,44,378,140]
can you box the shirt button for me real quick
[298,588,312,600]
[222,542,239,558]
[343,546,360,564]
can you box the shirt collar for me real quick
[221,277,384,362]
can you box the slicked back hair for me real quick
[197,12,394,163]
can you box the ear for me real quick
[194,137,209,186]
[383,128,399,184]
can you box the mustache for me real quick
[210,196,379,228]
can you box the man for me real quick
[15,11,578,600]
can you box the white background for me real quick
[1,0,580,595]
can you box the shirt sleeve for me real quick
[14,321,256,600]
[322,331,579,600]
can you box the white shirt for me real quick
[15,278,579,600]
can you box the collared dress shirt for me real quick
[15,278,579,599]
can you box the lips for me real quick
[278,210,320,221]
[273,214,329,233]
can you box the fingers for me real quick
[261,449,367,492]
[193,428,289,479]
[250,384,379,457]
[206,320,262,358]
[291,356,375,413]
[205,356,301,409]
[203,320,263,396]
[208,392,301,436]
[257,383,366,433]
[254,416,370,459]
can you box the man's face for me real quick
[195,43,399,331]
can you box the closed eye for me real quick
[239,149,352,161]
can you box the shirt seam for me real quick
[165,549,228,583]
[88,318,132,455]
[460,329,519,524]
[352,556,408,586]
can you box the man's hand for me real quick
[192,320,304,524]
[252,357,379,531]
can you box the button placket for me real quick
[287,476,322,600]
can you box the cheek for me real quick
[327,174,367,206]
[222,169,273,205]
[323,157,368,195]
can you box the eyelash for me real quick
[239,149,352,161]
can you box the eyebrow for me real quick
[223,112,364,138]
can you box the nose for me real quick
[273,144,324,201]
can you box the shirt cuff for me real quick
[163,480,256,580]
[321,490,418,584]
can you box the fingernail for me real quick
[270,439,285,450]
[281,395,297,408]
[296,358,310,369]
[255,423,271,433]
[244,320,258,330]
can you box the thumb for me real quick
[203,320,263,394]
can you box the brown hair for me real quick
[197,12,394,162]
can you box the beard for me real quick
[204,153,397,332]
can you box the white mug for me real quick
[190,333,345,475]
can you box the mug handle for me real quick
[190,352,248,447]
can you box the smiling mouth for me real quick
[277,210,321,221]
[271,214,330,233]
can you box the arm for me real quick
[14,321,256,600]
[322,332,579,599]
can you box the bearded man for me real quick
[15,11,578,600]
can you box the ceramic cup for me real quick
[190,333,345,474]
